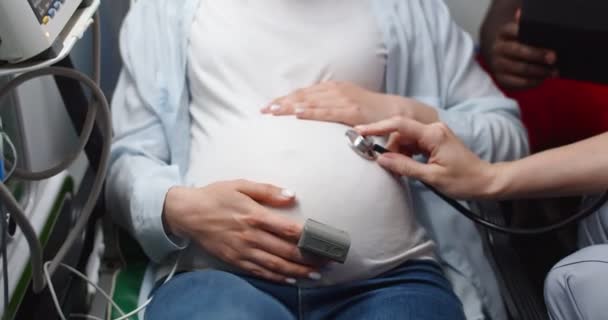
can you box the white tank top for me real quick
[185,0,434,286]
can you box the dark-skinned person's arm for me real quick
[480,0,558,90]
[355,117,608,200]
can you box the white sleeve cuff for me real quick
[132,167,189,263]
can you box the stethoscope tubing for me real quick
[350,131,606,236]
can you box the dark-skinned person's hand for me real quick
[489,10,558,90]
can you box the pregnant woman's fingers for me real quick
[242,209,303,244]
[244,248,319,281]
[237,260,295,284]
[236,260,285,283]
[213,245,287,283]
[264,82,418,127]
[294,104,362,125]
[262,81,366,115]
[251,229,327,267]
[263,96,366,126]
[233,179,297,207]
[261,83,329,112]
[262,92,339,115]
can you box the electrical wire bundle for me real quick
[0,12,112,320]
[0,127,18,317]
[0,11,178,320]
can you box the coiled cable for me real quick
[0,12,110,293]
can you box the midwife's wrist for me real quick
[480,162,513,200]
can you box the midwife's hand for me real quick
[261,81,438,126]
[356,117,499,200]
[163,180,323,284]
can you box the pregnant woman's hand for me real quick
[261,81,438,126]
[162,180,323,284]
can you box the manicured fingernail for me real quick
[308,272,322,280]
[295,108,305,114]
[286,278,297,285]
[281,189,296,198]
[546,52,556,64]
[269,104,281,112]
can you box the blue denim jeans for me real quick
[146,260,465,320]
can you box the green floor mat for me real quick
[110,262,147,320]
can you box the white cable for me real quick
[44,261,128,320]
[45,255,181,320]
[108,256,180,320]
[1,132,17,182]
[110,297,151,320]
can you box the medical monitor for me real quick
[0,0,84,63]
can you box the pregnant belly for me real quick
[186,116,429,285]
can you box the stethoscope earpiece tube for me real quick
[346,129,607,236]
[423,183,608,236]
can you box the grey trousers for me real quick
[544,203,608,320]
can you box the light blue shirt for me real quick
[106,1,529,319]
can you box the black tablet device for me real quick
[519,0,608,84]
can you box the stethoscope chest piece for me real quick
[345,129,377,160]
